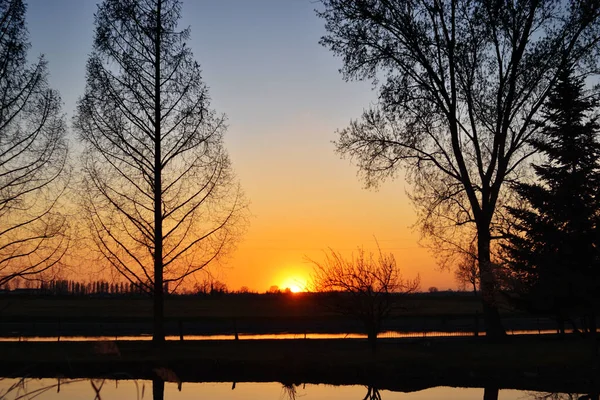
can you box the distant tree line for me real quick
[1,278,149,296]
[1,278,305,297]
[40,280,149,296]
[0,278,297,297]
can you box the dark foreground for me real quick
[0,294,568,337]
[1,336,599,394]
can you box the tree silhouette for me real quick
[74,0,246,343]
[318,0,600,338]
[503,68,600,334]
[454,241,479,295]
[311,246,420,351]
[362,386,382,400]
[0,0,69,287]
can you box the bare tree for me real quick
[363,386,382,400]
[318,0,600,338]
[281,383,300,400]
[454,242,479,295]
[73,0,246,343]
[0,0,69,288]
[267,285,280,294]
[238,286,250,294]
[311,246,420,351]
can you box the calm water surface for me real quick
[0,379,582,400]
[0,329,570,342]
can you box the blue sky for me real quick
[24,0,446,291]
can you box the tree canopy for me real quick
[74,0,246,342]
[0,0,69,287]
[318,0,600,337]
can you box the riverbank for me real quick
[0,292,484,319]
[0,294,564,337]
[1,336,598,393]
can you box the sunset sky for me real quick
[25,0,450,292]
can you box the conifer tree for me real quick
[504,68,600,333]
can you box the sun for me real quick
[288,284,302,293]
[281,277,307,293]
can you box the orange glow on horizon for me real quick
[281,276,308,293]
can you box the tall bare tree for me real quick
[0,0,69,287]
[318,0,600,337]
[74,0,246,343]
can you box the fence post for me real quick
[474,311,479,337]
[179,319,184,341]
[234,318,239,341]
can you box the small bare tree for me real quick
[311,246,420,351]
[0,0,69,287]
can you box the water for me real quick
[0,329,570,342]
[0,379,584,400]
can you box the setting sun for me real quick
[281,277,308,293]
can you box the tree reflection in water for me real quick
[0,377,85,399]
[281,382,303,400]
[90,379,105,399]
[0,377,149,400]
[153,379,164,400]
[1,378,599,400]
[363,386,381,400]
[484,386,499,400]
[528,392,599,400]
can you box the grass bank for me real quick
[0,336,598,393]
[0,292,485,320]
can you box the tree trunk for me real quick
[557,315,566,336]
[477,228,506,339]
[587,311,597,337]
[483,386,499,400]
[153,274,164,343]
[153,379,165,400]
[152,0,164,345]
[367,329,377,353]
[365,319,378,353]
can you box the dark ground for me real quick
[0,292,485,319]
[0,336,598,394]
[0,292,564,337]
[1,294,598,395]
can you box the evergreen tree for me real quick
[504,68,600,333]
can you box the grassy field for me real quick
[0,292,488,320]
[0,336,598,393]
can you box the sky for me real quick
[24,0,450,292]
